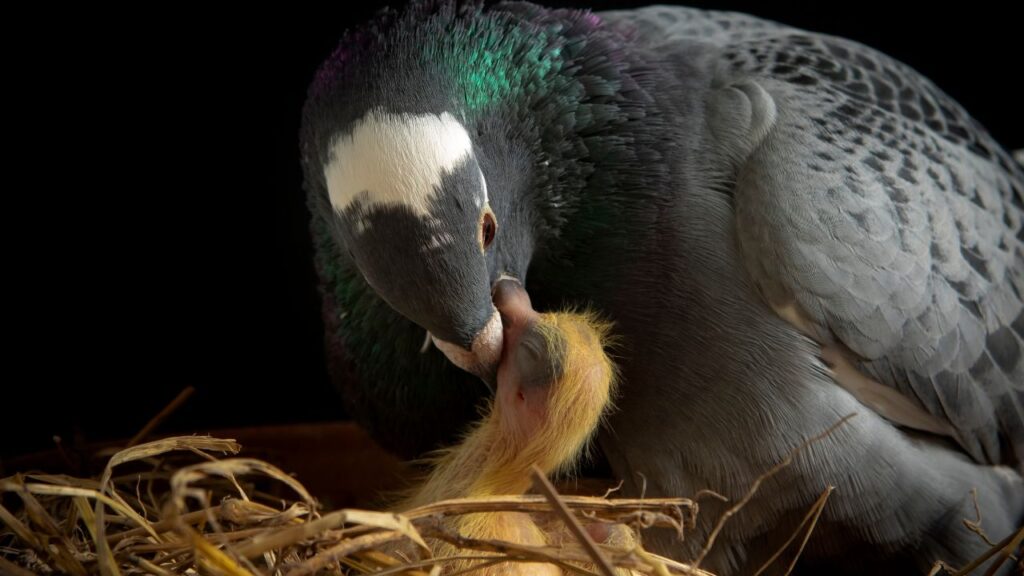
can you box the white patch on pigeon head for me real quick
[324,110,479,226]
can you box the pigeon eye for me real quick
[481,208,497,251]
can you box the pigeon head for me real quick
[302,1,663,383]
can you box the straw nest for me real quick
[1,414,1017,575]
[0,434,721,576]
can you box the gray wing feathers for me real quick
[738,33,1024,466]
[621,7,1024,465]
[598,5,799,46]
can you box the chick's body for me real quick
[401,284,616,575]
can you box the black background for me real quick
[3,2,1021,462]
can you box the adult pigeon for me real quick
[300,2,1024,574]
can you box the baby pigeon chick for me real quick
[401,279,619,575]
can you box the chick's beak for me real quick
[492,278,540,333]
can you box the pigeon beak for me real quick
[431,277,533,390]
[431,309,503,388]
